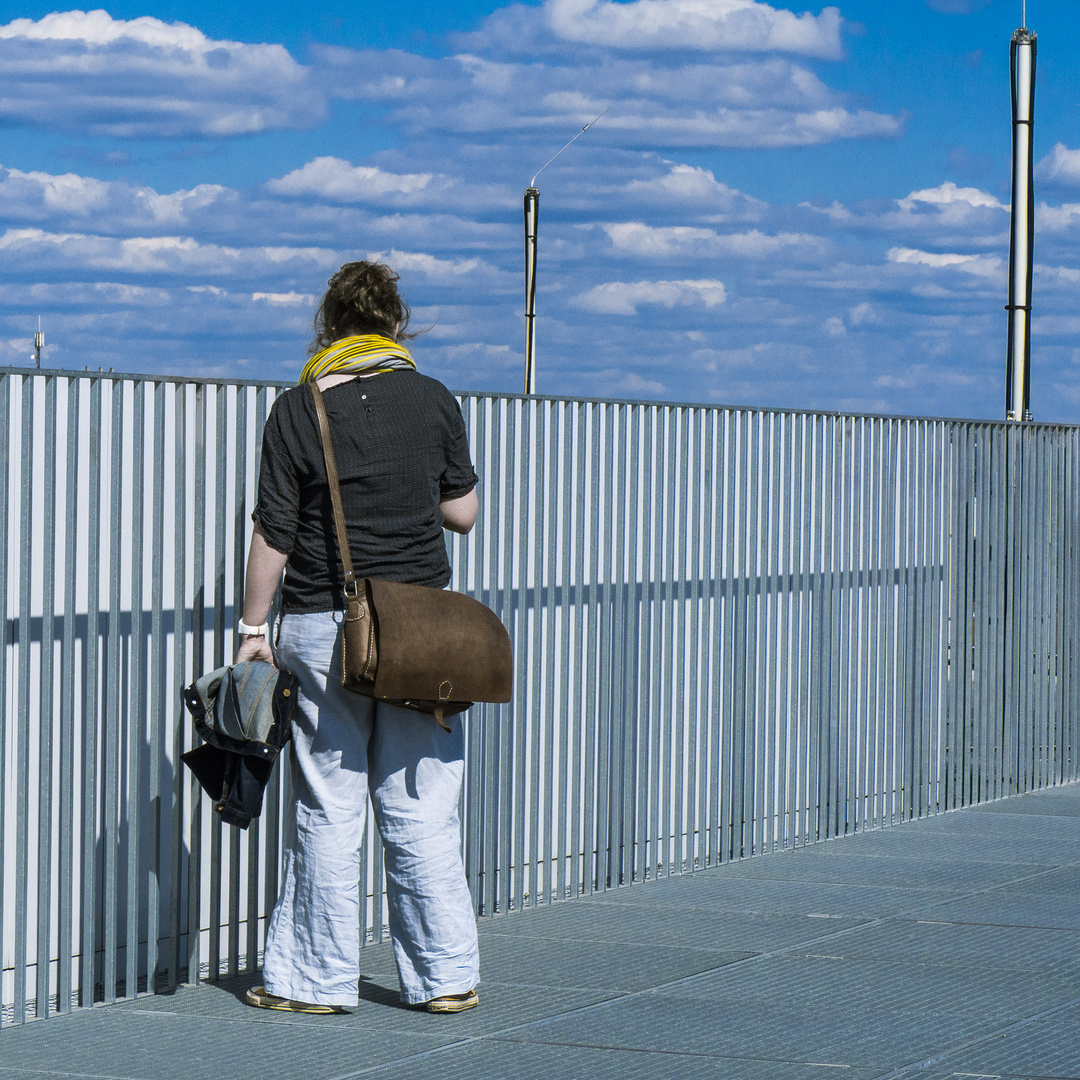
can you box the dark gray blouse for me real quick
[252,370,477,612]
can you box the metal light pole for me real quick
[33,317,43,368]
[524,187,539,395]
[523,107,610,395]
[1005,13,1036,422]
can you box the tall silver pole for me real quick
[1006,23,1036,422]
[524,187,539,395]
[521,107,610,395]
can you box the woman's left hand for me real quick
[236,634,276,667]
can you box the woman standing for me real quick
[235,261,480,1014]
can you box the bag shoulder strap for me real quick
[309,382,357,596]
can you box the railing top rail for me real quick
[3,363,1079,433]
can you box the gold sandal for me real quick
[426,989,478,1013]
[245,985,347,1014]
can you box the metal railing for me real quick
[1,366,1078,1025]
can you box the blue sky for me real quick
[1,0,1079,420]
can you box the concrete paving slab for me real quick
[968,785,1080,815]
[655,951,1078,1021]
[928,886,1080,930]
[591,874,957,919]
[787,917,1080,974]
[808,830,1064,864]
[0,1004,459,1080]
[125,969,621,1038]
[945,1016,1080,1079]
[928,814,1080,850]
[489,902,868,954]
[469,932,752,992]
[728,850,1055,891]
[499,995,1004,1071]
[355,1039,884,1080]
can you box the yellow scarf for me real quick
[298,334,416,384]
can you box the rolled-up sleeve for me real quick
[251,398,299,555]
[439,394,478,500]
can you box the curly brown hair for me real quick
[309,261,416,353]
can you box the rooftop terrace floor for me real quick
[3,783,1080,1080]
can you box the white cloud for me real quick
[0,9,219,47]
[0,6,894,151]
[599,371,667,397]
[439,342,516,365]
[1034,265,1080,291]
[0,161,520,248]
[924,0,992,12]
[599,103,900,149]
[0,164,233,229]
[0,280,173,306]
[0,167,113,215]
[847,302,879,326]
[461,0,844,62]
[601,222,716,255]
[572,278,727,314]
[801,182,1007,237]
[600,221,824,257]
[543,0,844,58]
[898,182,1004,211]
[693,343,770,369]
[267,157,437,202]
[364,249,503,285]
[0,227,335,277]
[1035,143,1080,187]
[141,186,230,225]
[1033,315,1080,336]
[252,291,315,305]
[887,246,1003,278]
[321,46,902,150]
[624,164,766,218]
[0,10,323,137]
[1036,203,1080,233]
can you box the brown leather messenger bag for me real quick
[309,381,512,728]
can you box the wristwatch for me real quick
[238,619,270,637]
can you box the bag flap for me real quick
[367,580,513,704]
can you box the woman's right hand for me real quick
[236,634,276,667]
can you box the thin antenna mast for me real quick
[1005,17,1036,421]
[530,107,610,190]
[523,107,610,395]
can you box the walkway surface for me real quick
[3,784,1080,1080]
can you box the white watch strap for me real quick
[238,619,269,637]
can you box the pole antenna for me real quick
[524,106,611,394]
[530,106,611,188]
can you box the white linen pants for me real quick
[261,610,479,1007]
